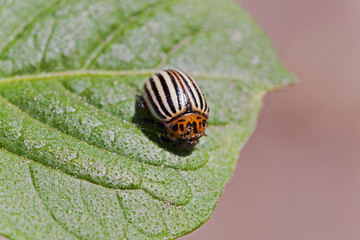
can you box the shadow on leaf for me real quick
[131,96,194,157]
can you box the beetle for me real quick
[141,69,209,149]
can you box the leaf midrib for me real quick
[0,69,249,84]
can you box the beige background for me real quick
[182,0,360,239]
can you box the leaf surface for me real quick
[0,0,294,239]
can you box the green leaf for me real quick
[0,0,294,239]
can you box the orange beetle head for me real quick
[165,113,208,150]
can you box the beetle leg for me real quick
[158,134,170,143]
[138,96,150,113]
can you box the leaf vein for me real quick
[79,182,110,239]
[157,17,208,68]
[0,0,61,57]
[0,69,248,85]
[116,194,129,239]
[0,213,33,240]
[28,163,81,240]
[39,18,58,70]
[82,0,169,69]
[116,193,153,238]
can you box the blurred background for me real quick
[182,0,360,239]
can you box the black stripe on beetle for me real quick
[149,77,172,118]
[169,70,192,111]
[156,73,176,114]
[144,87,166,120]
[165,70,182,111]
[184,72,205,110]
[177,72,199,108]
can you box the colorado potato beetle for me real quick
[141,69,209,149]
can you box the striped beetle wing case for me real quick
[142,69,209,122]
[142,69,209,149]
